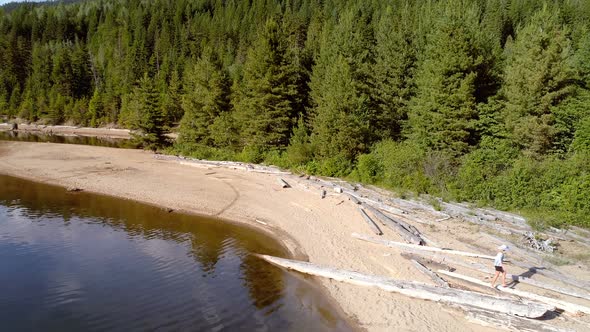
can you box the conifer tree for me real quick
[179,52,231,146]
[502,7,576,155]
[373,5,417,141]
[309,6,377,163]
[133,73,167,150]
[407,3,483,156]
[233,18,299,150]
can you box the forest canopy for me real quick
[1,0,589,227]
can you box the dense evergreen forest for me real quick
[1,0,589,227]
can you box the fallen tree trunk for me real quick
[352,233,498,260]
[278,178,290,188]
[507,274,590,301]
[508,260,590,292]
[256,254,552,318]
[358,208,383,235]
[411,259,449,287]
[463,307,574,332]
[363,204,421,236]
[437,270,590,315]
[347,193,361,205]
[362,205,422,244]
[400,252,456,272]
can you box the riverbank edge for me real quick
[0,123,132,138]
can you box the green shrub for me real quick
[372,140,431,194]
[354,153,384,184]
[237,145,266,163]
[316,154,354,177]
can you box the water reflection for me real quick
[0,130,138,149]
[0,175,351,331]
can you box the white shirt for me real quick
[494,252,504,267]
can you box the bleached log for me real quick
[257,254,551,318]
[362,205,422,244]
[358,208,383,235]
[437,270,590,315]
[400,252,456,272]
[507,275,590,301]
[363,203,421,236]
[352,233,498,260]
[508,260,590,291]
[411,259,449,287]
[277,178,290,188]
[347,193,361,205]
[361,197,406,215]
[463,307,574,332]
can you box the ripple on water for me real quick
[0,174,352,332]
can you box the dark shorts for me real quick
[495,266,504,272]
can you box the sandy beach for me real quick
[1,140,589,331]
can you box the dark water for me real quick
[0,130,138,149]
[0,175,351,331]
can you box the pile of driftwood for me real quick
[522,231,556,253]
[355,201,425,245]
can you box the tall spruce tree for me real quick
[502,6,576,155]
[407,3,484,156]
[133,73,167,150]
[233,18,300,150]
[179,52,231,146]
[308,5,378,164]
[372,5,417,141]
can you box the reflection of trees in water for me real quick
[1,174,285,310]
[240,253,284,310]
[188,232,226,273]
[0,131,136,148]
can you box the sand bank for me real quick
[1,141,588,331]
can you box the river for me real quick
[0,174,351,331]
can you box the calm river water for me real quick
[0,130,138,148]
[0,175,351,331]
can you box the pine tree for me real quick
[502,6,576,155]
[233,18,300,151]
[88,88,103,127]
[133,73,168,150]
[308,5,377,163]
[373,5,417,141]
[179,52,231,146]
[407,3,484,157]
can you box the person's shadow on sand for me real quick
[506,267,546,288]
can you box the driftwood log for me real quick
[347,193,361,205]
[257,254,552,318]
[358,208,383,235]
[437,270,590,315]
[411,259,449,287]
[401,252,456,272]
[362,204,423,244]
[352,233,498,260]
[363,203,421,236]
[277,178,290,188]
[463,307,574,332]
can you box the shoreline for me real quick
[0,123,179,140]
[2,141,588,331]
[0,123,132,138]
